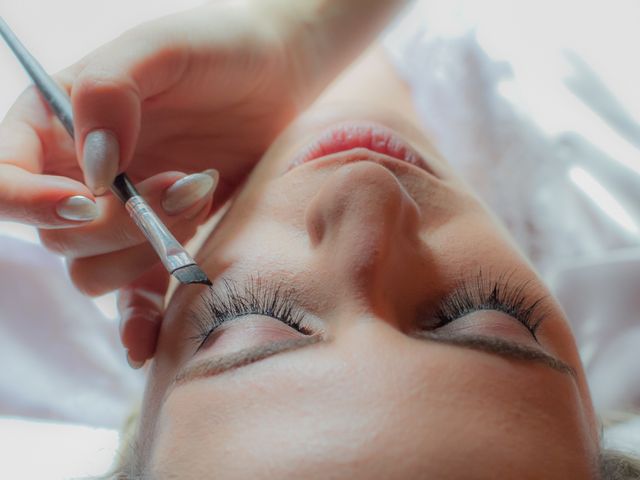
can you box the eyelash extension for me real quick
[190,270,548,353]
[428,269,548,340]
[189,275,310,352]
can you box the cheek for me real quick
[214,221,309,279]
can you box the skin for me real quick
[0,1,406,358]
[134,51,602,479]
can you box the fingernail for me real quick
[83,129,119,195]
[202,168,220,186]
[55,195,99,222]
[162,172,215,215]
[126,352,145,370]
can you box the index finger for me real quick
[0,83,75,174]
[0,85,96,227]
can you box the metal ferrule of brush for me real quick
[112,174,196,273]
[125,196,196,272]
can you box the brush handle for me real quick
[0,16,74,137]
[124,195,196,272]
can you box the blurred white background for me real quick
[1,0,640,478]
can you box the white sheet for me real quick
[0,417,118,480]
[383,0,640,416]
[0,236,143,428]
[0,0,639,476]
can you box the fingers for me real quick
[0,86,98,227]
[65,182,212,296]
[71,28,189,194]
[0,85,70,173]
[0,164,98,227]
[39,169,218,257]
[118,263,170,368]
[0,79,104,228]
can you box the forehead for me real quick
[151,329,594,479]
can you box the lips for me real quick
[285,122,434,175]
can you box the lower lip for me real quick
[285,122,433,174]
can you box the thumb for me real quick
[71,28,188,195]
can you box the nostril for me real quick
[304,161,420,250]
[302,161,425,306]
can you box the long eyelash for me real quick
[189,275,309,351]
[431,269,548,340]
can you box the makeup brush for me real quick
[0,16,211,286]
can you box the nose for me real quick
[305,161,422,310]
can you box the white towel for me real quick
[384,0,640,416]
[0,235,143,428]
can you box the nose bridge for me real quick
[305,162,421,313]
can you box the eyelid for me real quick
[434,310,544,344]
[193,314,313,357]
[424,270,549,341]
[188,276,317,354]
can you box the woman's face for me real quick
[138,108,600,479]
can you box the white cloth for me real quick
[1,0,640,473]
[384,0,640,417]
[0,235,143,428]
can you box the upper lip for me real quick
[284,122,436,177]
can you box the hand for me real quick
[0,0,405,365]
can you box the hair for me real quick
[599,449,640,479]
[598,410,640,479]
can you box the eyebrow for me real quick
[171,328,576,391]
[414,331,578,379]
[173,335,324,386]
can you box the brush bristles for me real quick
[172,264,212,286]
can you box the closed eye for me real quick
[419,269,548,342]
[189,275,315,353]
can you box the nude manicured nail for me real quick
[202,168,220,184]
[126,352,145,370]
[162,172,216,215]
[56,195,98,222]
[83,129,119,195]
